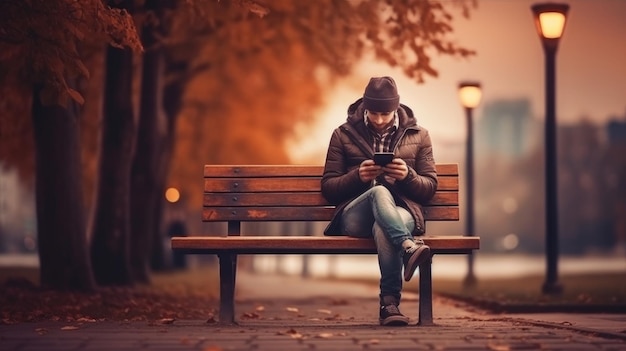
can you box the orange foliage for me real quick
[166,0,475,209]
[0,0,141,200]
[0,0,142,107]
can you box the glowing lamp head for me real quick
[458,82,482,109]
[532,3,569,49]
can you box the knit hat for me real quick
[362,76,400,112]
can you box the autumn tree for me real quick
[130,0,174,280]
[90,0,140,286]
[0,0,141,290]
[167,0,476,209]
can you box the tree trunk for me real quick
[150,108,175,271]
[130,12,162,281]
[90,44,136,286]
[32,85,96,291]
[149,57,186,270]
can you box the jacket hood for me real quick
[346,98,418,128]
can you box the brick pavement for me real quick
[1,271,625,350]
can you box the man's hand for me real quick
[382,158,408,181]
[359,159,383,183]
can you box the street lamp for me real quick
[458,81,482,287]
[531,2,569,294]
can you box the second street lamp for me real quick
[458,81,482,287]
[531,2,569,295]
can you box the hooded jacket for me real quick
[321,98,438,236]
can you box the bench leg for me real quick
[218,253,237,325]
[418,255,434,326]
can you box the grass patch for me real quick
[428,272,626,313]
[432,273,626,304]
[336,272,626,313]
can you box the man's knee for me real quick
[370,185,394,201]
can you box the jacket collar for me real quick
[341,98,421,156]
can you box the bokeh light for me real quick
[165,187,180,203]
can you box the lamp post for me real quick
[458,81,482,287]
[531,2,569,294]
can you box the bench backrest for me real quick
[203,164,459,232]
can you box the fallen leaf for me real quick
[316,309,332,314]
[76,317,97,323]
[316,332,333,338]
[157,318,176,325]
[325,314,341,321]
[290,332,303,339]
[487,343,510,351]
[241,312,260,319]
[277,328,304,339]
[286,307,299,313]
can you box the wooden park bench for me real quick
[171,163,479,325]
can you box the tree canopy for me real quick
[0,0,142,106]
[165,0,476,207]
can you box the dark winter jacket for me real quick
[321,98,438,236]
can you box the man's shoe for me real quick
[403,244,431,281]
[379,304,409,326]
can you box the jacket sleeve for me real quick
[321,128,370,204]
[398,129,438,203]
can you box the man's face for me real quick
[366,110,394,133]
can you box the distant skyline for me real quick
[289,0,626,162]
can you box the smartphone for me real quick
[373,152,394,166]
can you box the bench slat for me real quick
[204,176,458,193]
[202,206,459,221]
[172,236,479,254]
[204,163,459,177]
[203,192,458,207]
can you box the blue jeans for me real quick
[340,185,415,303]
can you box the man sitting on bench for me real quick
[321,76,438,326]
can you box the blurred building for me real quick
[471,99,626,255]
[607,117,626,143]
[476,98,540,159]
[604,115,626,254]
[558,121,611,253]
[471,98,543,253]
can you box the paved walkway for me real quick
[1,271,625,350]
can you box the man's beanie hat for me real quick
[363,76,400,112]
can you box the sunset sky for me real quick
[289,0,626,162]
